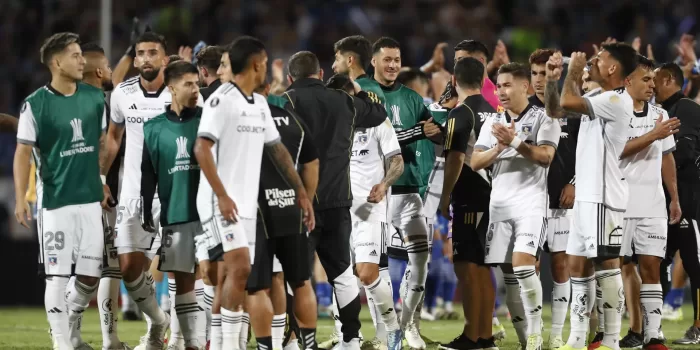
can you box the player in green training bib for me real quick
[333,35,387,106]
[140,62,206,349]
[14,32,107,350]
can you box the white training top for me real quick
[350,118,401,222]
[621,102,676,218]
[475,104,560,222]
[576,87,634,210]
[196,83,281,220]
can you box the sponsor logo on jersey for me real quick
[478,112,499,122]
[61,118,95,157]
[237,125,265,133]
[126,116,155,124]
[273,116,289,126]
[169,136,199,174]
[351,149,370,157]
[128,104,138,110]
[176,136,190,160]
[390,105,401,126]
[70,118,84,142]
[265,188,296,208]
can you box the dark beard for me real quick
[102,80,114,92]
[139,68,161,82]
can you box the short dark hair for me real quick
[529,49,555,65]
[601,42,638,78]
[196,45,224,70]
[397,68,429,86]
[164,61,198,86]
[454,40,489,58]
[325,74,354,93]
[135,31,167,51]
[498,62,530,81]
[454,57,484,90]
[657,62,684,88]
[636,54,654,70]
[228,36,266,75]
[334,36,372,70]
[372,37,400,55]
[288,51,320,80]
[40,32,81,65]
[80,42,105,55]
[168,55,182,63]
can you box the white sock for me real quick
[366,276,400,332]
[514,266,542,337]
[596,282,605,333]
[400,240,429,328]
[640,284,663,343]
[222,307,242,350]
[332,292,342,335]
[168,279,182,341]
[597,269,623,350]
[123,272,166,324]
[211,313,223,350]
[203,283,215,341]
[195,279,210,344]
[284,339,300,350]
[66,277,98,347]
[567,276,594,348]
[272,313,286,349]
[45,276,72,350]
[241,312,250,350]
[551,279,570,337]
[504,273,527,344]
[175,291,205,348]
[98,275,121,348]
[377,267,392,342]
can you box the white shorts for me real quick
[114,196,162,255]
[544,210,571,253]
[203,214,256,264]
[566,201,624,259]
[389,193,428,240]
[621,217,667,259]
[350,217,389,265]
[41,202,103,277]
[158,221,206,273]
[422,160,444,221]
[484,216,547,264]
[102,210,120,274]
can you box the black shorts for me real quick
[451,207,489,266]
[308,207,352,281]
[247,221,311,293]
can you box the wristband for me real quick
[101,175,107,185]
[509,137,522,149]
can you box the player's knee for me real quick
[638,257,661,283]
[76,275,99,287]
[550,255,569,282]
[356,264,380,286]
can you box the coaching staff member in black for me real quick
[654,62,700,345]
[282,51,388,347]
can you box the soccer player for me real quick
[547,43,639,350]
[437,57,499,350]
[194,36,314,350]
[472,62,560,350]
[139,61,206,350]
[245,79,320,350]
[81,41,134,350]
[102,31,175,349]
[653,62,700,345]
[617,55,681,350]
[197,45,224,101]
[531,48,579,349]
[14,32,106,350]
[453,40,503,112]
[372,37,438,349]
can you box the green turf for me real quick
[0,304,696,349]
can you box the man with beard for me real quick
[101,31,176,349]
[79,42,133,350]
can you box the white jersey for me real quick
[196,83,281,220]
[576,87,634,210]
[621,102,675,218]
[350,118,401,222]
[475,105,560,222]
[110,76,171,199]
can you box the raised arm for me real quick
[560,52,591,115]
[544,52,567,118]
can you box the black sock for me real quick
[285,284,300,345]
[300,328,318,350]
[257,336,273,350]
[660,259,671,300]
[337,295,362,342]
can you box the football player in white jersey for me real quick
[346,84,405,350]
[194,36,314,350]
[101,32,172,349]
[472,62,560,350]
[546,43,639,350]
[618,55,681,350]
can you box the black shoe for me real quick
[620,329,643,349]
[439,334,482,350]
[122,310,142,321]
[477,337,498,350]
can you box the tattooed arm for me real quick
[544,80,567,119]
[368,154,404,203]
